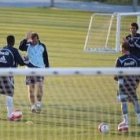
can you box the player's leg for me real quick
[117,88,129,125]
[0,76,14,119]
[28,84,37,112]
[35,76,44,113]
[121,101,129,125]
[135,78,140,124]
[131,91,140,125]
[127,76,140,125]
[26,76,36,112]
[133,100,140,125]
[6,95,14,119]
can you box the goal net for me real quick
[0,68,140,140]
[84,12,140,53]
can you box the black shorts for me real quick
[0,76,14,96]
[26,76,44,85]
[118,88,138,102]
[117,76,139,102]
[118,82,138,102]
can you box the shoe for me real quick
[31,104,37,113]
[118,121,129,132]
[8,112,22,121]
[35,102,42,113]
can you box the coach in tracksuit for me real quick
[19,32,49,113]
[0,35,25,120]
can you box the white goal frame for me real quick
[0,67,140,76]
[84,12,140,53]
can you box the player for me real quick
[123,22,140,58]
[114,42,140,126]
[19,32,49,113]
[0,35,25,120]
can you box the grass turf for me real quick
[0,7,139,140]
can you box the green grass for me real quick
[0,7,118,67]
[0,7,139,140]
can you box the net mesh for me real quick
[0,68,140,140]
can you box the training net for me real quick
[0,68,140,140]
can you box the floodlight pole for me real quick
[50,0,54,7]
[133,0,138,12]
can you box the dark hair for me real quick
[131,22,139,30]
[121,42,130,51]
[31,32,39,39]
[7,35,15,46]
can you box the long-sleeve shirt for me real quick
[19,39,49,68]
[0,45,25,67]
[126,33,140,58]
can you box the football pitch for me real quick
[0,7,139,140]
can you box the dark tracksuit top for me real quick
[115,54,140,100]
[0,45,25,67]
[126,33,140,58]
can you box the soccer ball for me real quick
[98,123,109,133]
[118,122,128,133]
[10,110,23,121]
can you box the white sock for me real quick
[123,114,129,125]
[136,114,140,124]
[6,96,14,118]
[36,101,42,106]
[136,113,140,121]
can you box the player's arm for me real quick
[135,38,140,48]
[114,58,121,81]
[19,39,28,51]
[42,44,49,67]
[124,35,135,47]
[14,49,25,66]
[19,31,32,51]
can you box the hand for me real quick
[123,38,128,43]
[23,56,29,64]
[114,76,118,81]
[26,31,32,42]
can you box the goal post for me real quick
[84,12,140,53]
[84,13,116,53]
[1,67,140,140]
[0,67,140,76]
